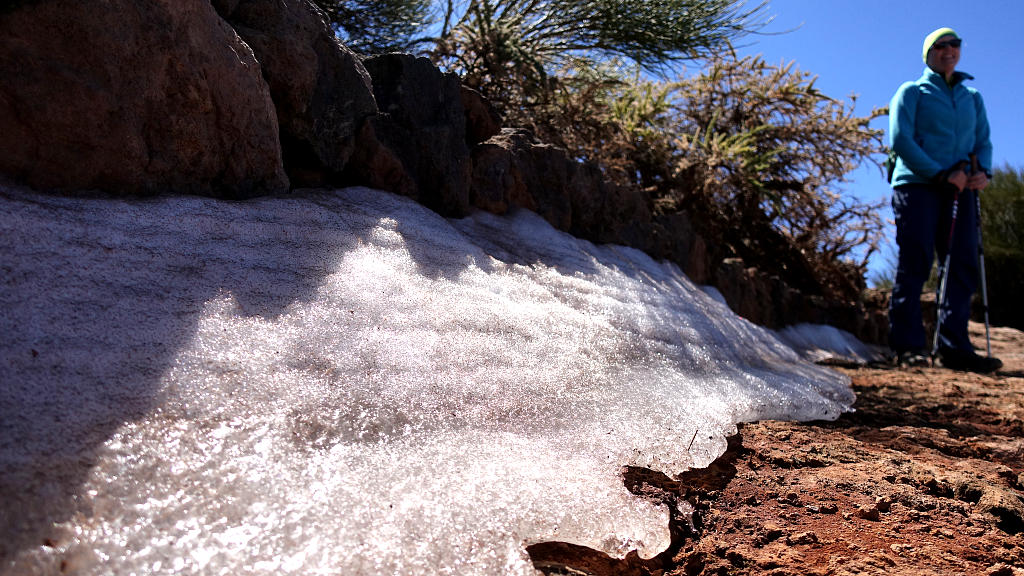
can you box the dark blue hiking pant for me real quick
[889,182,978,353]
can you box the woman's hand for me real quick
[968,171,990,191]
[947,169,968,192]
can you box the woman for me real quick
[887,27,1001,373]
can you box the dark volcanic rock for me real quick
[216,0,378,188]
[356,53,472,217]
[461,86,502,146]
[470,128,571,230]
[649,212,714,286]
[470,128,652,251]
[0,0,288,197]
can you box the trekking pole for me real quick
[970,153,993,357]
[931,161,967,360]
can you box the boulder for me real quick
[469,128,531,215]
[470,128,571,230]
[345,120,418,198]
[567,162,652,250]
[716,259,782,328]
[461,86,502,146]
[649,212,714,285]
[0,0,288,198]
[215,0,378,188]
[520,141,575,231]
[356,53,471,217]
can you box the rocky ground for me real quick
[531,322,1024,575]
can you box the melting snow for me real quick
[0,184,854,575]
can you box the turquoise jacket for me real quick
[889,67,992,187]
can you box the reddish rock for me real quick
[518,141,574,231]
[0,0,288,198]
[649,211,715,285]
[716,259,780,327]
[854,504,881,521]
[346,121,417,198]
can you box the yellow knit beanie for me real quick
[923,27,959,62]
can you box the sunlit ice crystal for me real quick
[0,183,853,575]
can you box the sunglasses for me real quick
[932,38,962,50]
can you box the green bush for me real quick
[526,57,886,302]
[978,164,1024,329]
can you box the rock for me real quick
[519,141,575,231]
[215,0,378,187]
[469,128,572,230]
[854,504,881,521]
[761,523,784,543]
[469,128,533,215]
[715,259,776,327]
[976,486,1024,534]
[461,86,501,146]
[345,121,418,198]
[819,503,839,515]
[567,163,653,249]
[889,543,913,555]
[357,53,471,217]
[786,531,818,546]
[0,0,288,197]
[987,563,1022,576]
[649,212,714,285]
[780,491,802,506]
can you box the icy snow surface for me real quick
[0,184,854,575]
[777,324,886,366]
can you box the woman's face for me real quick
[926,34,961,77]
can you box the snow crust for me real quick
[0,184,854,575]
[777,323,887,366]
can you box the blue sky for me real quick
[731,0,1022,280]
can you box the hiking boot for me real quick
[895,349,930,368]
[938,347,1003,373]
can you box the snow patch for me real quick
[0,184,853,575]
